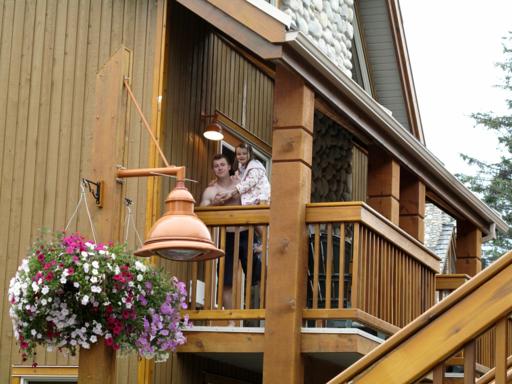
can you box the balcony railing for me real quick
[186,205,270,324]
[187,202,440,334]
[305,202,440,330]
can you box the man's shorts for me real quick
[222,230,261,287]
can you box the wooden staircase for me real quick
[328,251,512,383]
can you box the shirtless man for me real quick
[200,154,240,207]
[200,154,243,310]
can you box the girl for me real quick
[221,142,270,205]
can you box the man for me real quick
[201,154,253,311]
[200,154,240,207]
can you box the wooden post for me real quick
[79,47,131,384]
[262,65,314,384]
[399,171,425,242]
[367,147,400,225]
[455,220,482,276]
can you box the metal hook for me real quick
[82,178,103,207]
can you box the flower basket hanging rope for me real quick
[8,182,189,365]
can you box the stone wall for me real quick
[279,0,355,75]
[311,112,353,202]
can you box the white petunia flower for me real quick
[135,261,147,272]
[136,274,143,282]
[41,286,49,295]
[60,277,67,284]
[90,276,98,284]
[81,295,89,305]
[21,259,30,272]
[31,281,40,293]
[91,286,101,293]
[92,261,99,269]
[73,282,80,288]
[83,263,90,273]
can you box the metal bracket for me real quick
[82,178,104,207]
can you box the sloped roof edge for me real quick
[283,33,507,235]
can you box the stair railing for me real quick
[328,250,512,383]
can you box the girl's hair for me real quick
[233,142,255,173]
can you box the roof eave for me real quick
[281,33,507,235]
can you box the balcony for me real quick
[179,202,440,361]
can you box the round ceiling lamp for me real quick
[203,120,224,141]
[134,181,224,261]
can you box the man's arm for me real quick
[200,186,216,206]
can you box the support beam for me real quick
[263,65,314,384]
[399,171,425,242]
[367,147,400,225]
[455,220,482,276]
[81,47,131,384]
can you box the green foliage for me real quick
[457,32,512,263]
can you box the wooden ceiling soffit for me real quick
[176,0,284,60]
[315,97,371,146]
[280,36,506,235]
[207,0,289,43]
[386,0,425,144]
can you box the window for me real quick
[215,111,272,177]
[11,367,78,384]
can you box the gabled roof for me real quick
[356,0,424,143]
[176,0,508,236]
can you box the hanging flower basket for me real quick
[8,231,189,364]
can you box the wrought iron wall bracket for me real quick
[82,178,104,208]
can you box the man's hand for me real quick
[212,193,225,205]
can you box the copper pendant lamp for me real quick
[133,180,223,261]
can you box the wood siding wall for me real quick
[352,144,368,201]
[357,0,411,132]
[156,4,274,382]
[0,1,160,382]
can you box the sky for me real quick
[399,0,512,176]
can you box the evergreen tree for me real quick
[457,32,512,263]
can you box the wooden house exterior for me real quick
[1,1,511,383]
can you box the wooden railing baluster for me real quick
[232,228,241,310]
[245,227,254,309]
[191,262,198,310]
[351,222,361,309]
[325,223,333,310]
[495,316,508,384]
[338,223,345,309]
[433,362,444,384]
[259,225,267,309]
[464,340,476,384]
[217,226,226,309]
[312,224,320,310]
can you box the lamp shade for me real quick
[134,181,224,261]
[203,121,224,141]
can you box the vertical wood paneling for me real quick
[0,0,159,381]
[352,144,368,201]
[164,3,274,204]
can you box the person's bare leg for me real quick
[222,287,236,326]
[223,287,233,310]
